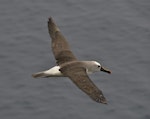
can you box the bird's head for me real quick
[93,61,111,74]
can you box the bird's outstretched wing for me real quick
[60,65,107,104]
[48,17,77,65]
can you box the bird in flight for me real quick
[32,17,111,104]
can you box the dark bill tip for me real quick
[100,67,111,74]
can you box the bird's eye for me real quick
[98,65,101,68]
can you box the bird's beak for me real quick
[100,67,111,74]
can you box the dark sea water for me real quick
[0,0,150,119]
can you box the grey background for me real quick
[0,0,150,119]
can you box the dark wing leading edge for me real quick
[48,17,77,65]
[60,65,107,104]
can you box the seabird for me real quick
[32,17,111,104]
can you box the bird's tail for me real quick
[32,71,48,78]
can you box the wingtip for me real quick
[94,95,108,104]
[48,17,53,23]
[96,99,108,104]
[48,16,52,20]
[101,100,108,104]
[100,97,108,104]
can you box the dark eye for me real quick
[98,65,101,68]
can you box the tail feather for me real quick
[32,72,47,78]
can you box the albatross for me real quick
[32,17,111,104]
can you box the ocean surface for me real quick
[0,0,150,119]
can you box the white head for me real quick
[90,61,111,74]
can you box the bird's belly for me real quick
[45,66,64,76]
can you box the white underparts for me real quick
[44,66,64,77]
